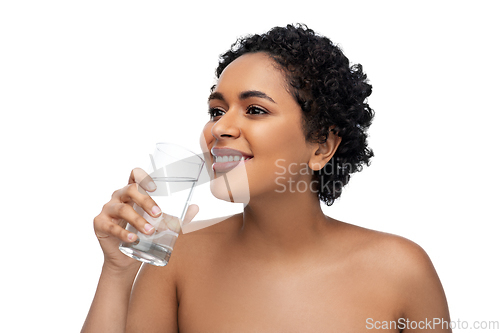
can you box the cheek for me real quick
[200,123,215,172]
[200,123,214,152]
[201,122,213,141]
[249,119,309,162]
[246,125,312,189]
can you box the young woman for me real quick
[82,24,451,332]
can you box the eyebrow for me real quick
[208,90,276,104]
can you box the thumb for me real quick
[182,204,199,225]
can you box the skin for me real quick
[83,53,451,333]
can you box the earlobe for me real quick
[308,128,342,171]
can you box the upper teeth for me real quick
[215,156,251,163]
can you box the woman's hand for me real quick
[93,168,198,272]
[83,168,199,333]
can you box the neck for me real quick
[238,189,331,259]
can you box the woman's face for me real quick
[201,52,317,203]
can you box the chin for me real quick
[209,165,250,204]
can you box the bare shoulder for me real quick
[333,219,436,276]
[331,219,450,323]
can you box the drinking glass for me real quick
[119,143,204,266]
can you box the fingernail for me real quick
[151,206,161,216]
[127,233,136,241]
[147,181,156,191]
[144,223,154,233]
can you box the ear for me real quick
[308,128,342,171]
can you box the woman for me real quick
[82,24,451,332]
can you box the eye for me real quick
[208,107,225,120]
[246,105,268,115]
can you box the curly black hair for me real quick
[214,24,374,205]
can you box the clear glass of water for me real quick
[119,143,204,266]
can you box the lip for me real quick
[211,147,253,158]
[211,147,253,173]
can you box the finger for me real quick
[183,204,199,225]
[116,183,162,218]
[107,202,156,235]
[129,167,156,192]
[164,214,182,233]
[156,205,199,234]
[97,218,139,243]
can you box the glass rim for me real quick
[155,142,205,165]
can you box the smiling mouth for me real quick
[214,155,252,163]
[212,157,252,173]
[211,148,253,173]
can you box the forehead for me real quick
[214,52,288,95]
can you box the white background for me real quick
[1,1,499,332]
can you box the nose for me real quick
[211,109,241,140]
